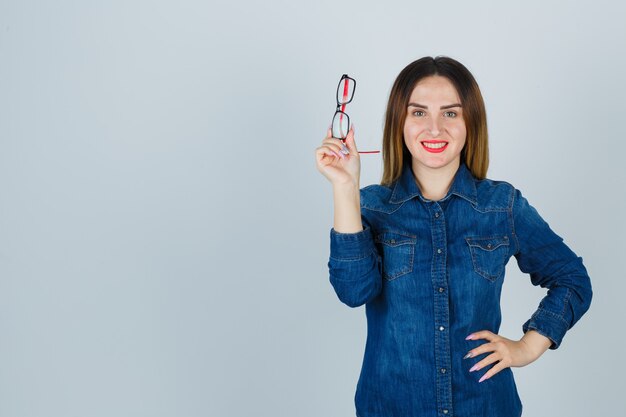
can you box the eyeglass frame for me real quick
[331,74,356,140]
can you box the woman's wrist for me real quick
[520,330,553,359]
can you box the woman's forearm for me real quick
[332,183,362,233]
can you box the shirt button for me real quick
[443,410,449,414]
[438,287,444,292]
[435,212,440,218]
[439,326,445,331]
[437,248,442,254]
[441,368,446,373]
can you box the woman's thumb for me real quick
[345,124,357,153]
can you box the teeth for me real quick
[422,142,447,149]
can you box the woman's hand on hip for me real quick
[463,330,551,383]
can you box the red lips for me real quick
[421,140,449,153]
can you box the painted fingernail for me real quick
[465,334,474,340]
[341,143,349,154]
[478,375,487,383]
[469,364,478,372]
[463,351,473,359]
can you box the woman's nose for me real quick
[428,119,441,137]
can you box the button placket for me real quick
[430,202,452,415]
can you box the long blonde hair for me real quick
[380,56,489,186]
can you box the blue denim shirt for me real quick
[327,161,593,417]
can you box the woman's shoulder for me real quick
[359,183,399,214]
[474,174,519,211]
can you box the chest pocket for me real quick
[374,230,416,281]
[465,235,510,282]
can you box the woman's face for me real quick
[403,75,467,171]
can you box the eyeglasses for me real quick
[331,74,380,154]
[332,74,355,140]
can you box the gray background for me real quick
[0,0,624,416]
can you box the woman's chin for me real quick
[411,154,460,170]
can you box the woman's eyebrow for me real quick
[408,103,462,109]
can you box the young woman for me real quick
[314,56,593,417]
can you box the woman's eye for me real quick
[412,110,457,117]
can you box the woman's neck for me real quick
[412,159,460,202]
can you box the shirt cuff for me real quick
[522,308,570,350]
[329,225,376,261]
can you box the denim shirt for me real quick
[327,161,593,417]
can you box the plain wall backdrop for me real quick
[1,0,624,416]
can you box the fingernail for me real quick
[341,143,349,154]
[469,364,478,372]
[465,334,474,340]
[463,352,473,359]
[478,375,487,383]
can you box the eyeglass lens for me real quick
[337,77,355,105]
[332,111,349,139]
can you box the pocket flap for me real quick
[465,235,509,251]
[375,231,417,247]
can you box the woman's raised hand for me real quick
[315,124,360,188]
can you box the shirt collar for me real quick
[389,161,478,206]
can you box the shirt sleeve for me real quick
[327,208,383,308]
[512,187,593,350]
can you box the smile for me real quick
[421,141,448,153]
